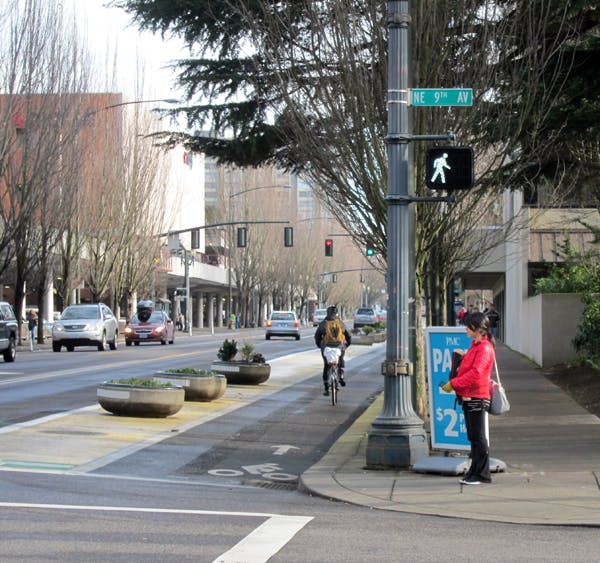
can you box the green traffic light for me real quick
[366,247,375,256]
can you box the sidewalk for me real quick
[300,345,600,526]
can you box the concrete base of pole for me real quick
[365,428,429,469]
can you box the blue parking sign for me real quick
[425,327,473,450]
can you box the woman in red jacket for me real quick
[443,312,496,485]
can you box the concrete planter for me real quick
[352,331,386,346]
[153,371,227,402]
[372,331,386,343]
[210,361,271,385]
[352,333,375,346]
[97,382,184,418]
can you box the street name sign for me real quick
[410,88,473,107]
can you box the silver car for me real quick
[52,303,119,352]
[266,311,301,340]
[353,307,377,329]
[312,308,327,326]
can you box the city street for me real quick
[0,331,598,561]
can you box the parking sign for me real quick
[425,327,472,450]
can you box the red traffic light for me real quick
[325,238,333,257]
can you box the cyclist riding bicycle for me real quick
[314,305,351,396]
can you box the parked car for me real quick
[312,308,327,326]
[124,310,175,346]
[0,301,18,362]
[266,311,301,340]
[377,310,387,323]
[353,307,377,329]
[52,303,119,352]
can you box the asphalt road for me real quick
[0,330,598,561]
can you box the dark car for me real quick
[0,301,18,362]
[124,310,175,346]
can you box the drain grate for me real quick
[244,479,298,491]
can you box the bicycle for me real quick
[323,346,342,405]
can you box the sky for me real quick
[78,1,188,103]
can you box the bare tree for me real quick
[0,0,92,338]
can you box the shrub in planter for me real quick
[211,340,270,384]
[217,339,238,361]
[240,341,255,361]
[362,325,375,335]
[154,368,227,402]
[97,377,184,417]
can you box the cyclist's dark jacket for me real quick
[314,311,351,349]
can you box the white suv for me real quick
[52,303,119,352]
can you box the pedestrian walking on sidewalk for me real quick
[441,311,495,485]
[27,309,37,351]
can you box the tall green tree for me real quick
[113,0,596,247]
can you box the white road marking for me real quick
[272,444,299,455]
[212,514,313,563]
[0,502,313,563]
[0,404,98,434]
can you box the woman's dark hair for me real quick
[466,311,496,348]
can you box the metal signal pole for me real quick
[366,0,428,468]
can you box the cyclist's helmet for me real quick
[326,305,338,318]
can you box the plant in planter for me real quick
[153,368,227,402]
[97,377,185,418]
[211,339,271,384]
[362,325,375,336]
[240,341,255,361]
[217,339,238,361]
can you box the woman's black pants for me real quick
[462,398,492,482]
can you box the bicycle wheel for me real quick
[329,365,338,406]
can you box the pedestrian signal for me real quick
[325,238,333,257]
[284,227,293,247]
[425,146,474,190]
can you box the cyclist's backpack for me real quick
[324,319,343,345]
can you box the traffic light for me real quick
[366,246,375,257]
[191,228,200,250]
[425,146,474,190]
[360,273,365,283]
[284,227,293,247]
[332,274,338,283]
[237,227,247,248]
[325,238,333,257]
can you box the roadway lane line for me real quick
[0,502,313,563]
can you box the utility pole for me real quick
[366,0,428,468]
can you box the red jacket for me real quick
[451,337,494,399]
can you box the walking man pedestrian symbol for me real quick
[431,153,451,184]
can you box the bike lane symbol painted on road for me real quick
[208,462,297,482]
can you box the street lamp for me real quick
[227,184,292,326]
[101,98,179,111]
